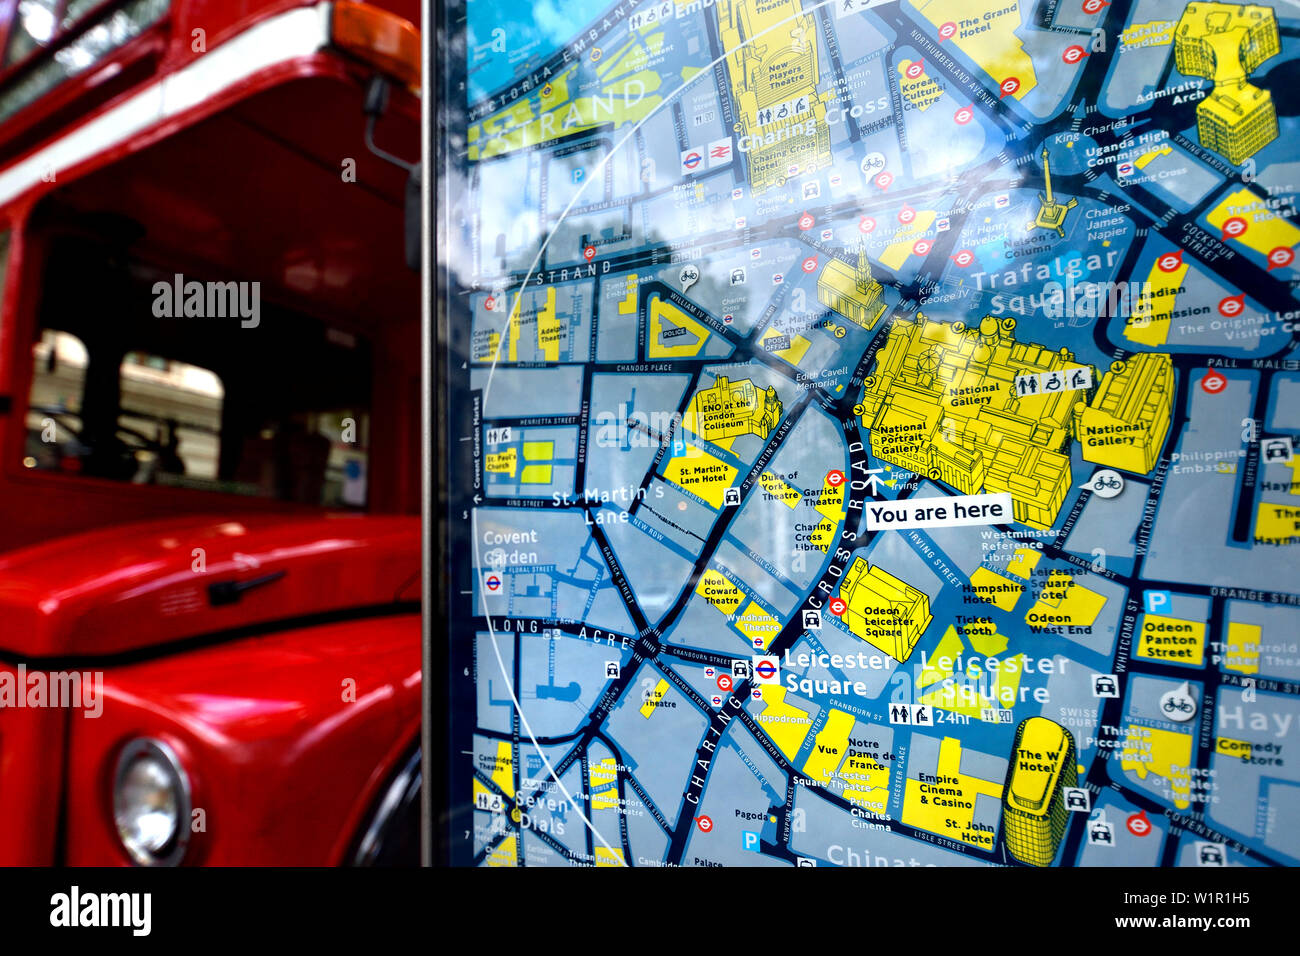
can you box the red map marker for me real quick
[875,170,894,190]
[1062,45,1088,64]
[826,469,845,487]
[1221,217,1248,241]
[1126,811,1152,837]
[802,256,819,273]
[829,597,848,616]
[905,60,926,80]
[1201,370,1227,394]
[1218,294,1245,317]
[1267,246,1295,270]
[1082,0,1109,13]
[999,77,1021,98]
[798,212,815,230]
[859,216,877,233]
[954,105,974,125]
[913,239,933,256]
[898,204,916,225]
[938,21,956,40]
[1156,250,1183,272]
[696,815,713,833]
[583,245,596,261]
[716,674,733,692]
[951,249,975,267]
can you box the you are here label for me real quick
[865,492,1014,531]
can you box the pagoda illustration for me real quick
[1027,148,1077,239]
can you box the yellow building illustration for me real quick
[818,242,888,330]
[856,315,1093,530]
[839,557,932,662]
[683,376,782,443]
[716,0,831,193]
[1174,3,1280,165]
[1074,354,1174,474]
[1002,717,1077,867]
[1200,83,1277,163]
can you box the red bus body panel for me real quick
[0,0,425,864]
[0,513,420,864]
[1,612,420,865]
[0,513,419,658]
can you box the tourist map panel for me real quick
[442,0,1300,867]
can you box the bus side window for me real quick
[117,351,224,487]
[24,329,89,472]
[231,410,370,507]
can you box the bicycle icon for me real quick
[1082,468,1125,499]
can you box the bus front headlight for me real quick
[113,738,190,866]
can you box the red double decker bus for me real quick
[0,0,423,864]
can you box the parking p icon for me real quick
[1143,590,1171,614]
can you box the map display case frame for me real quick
[435,0,1300,869]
